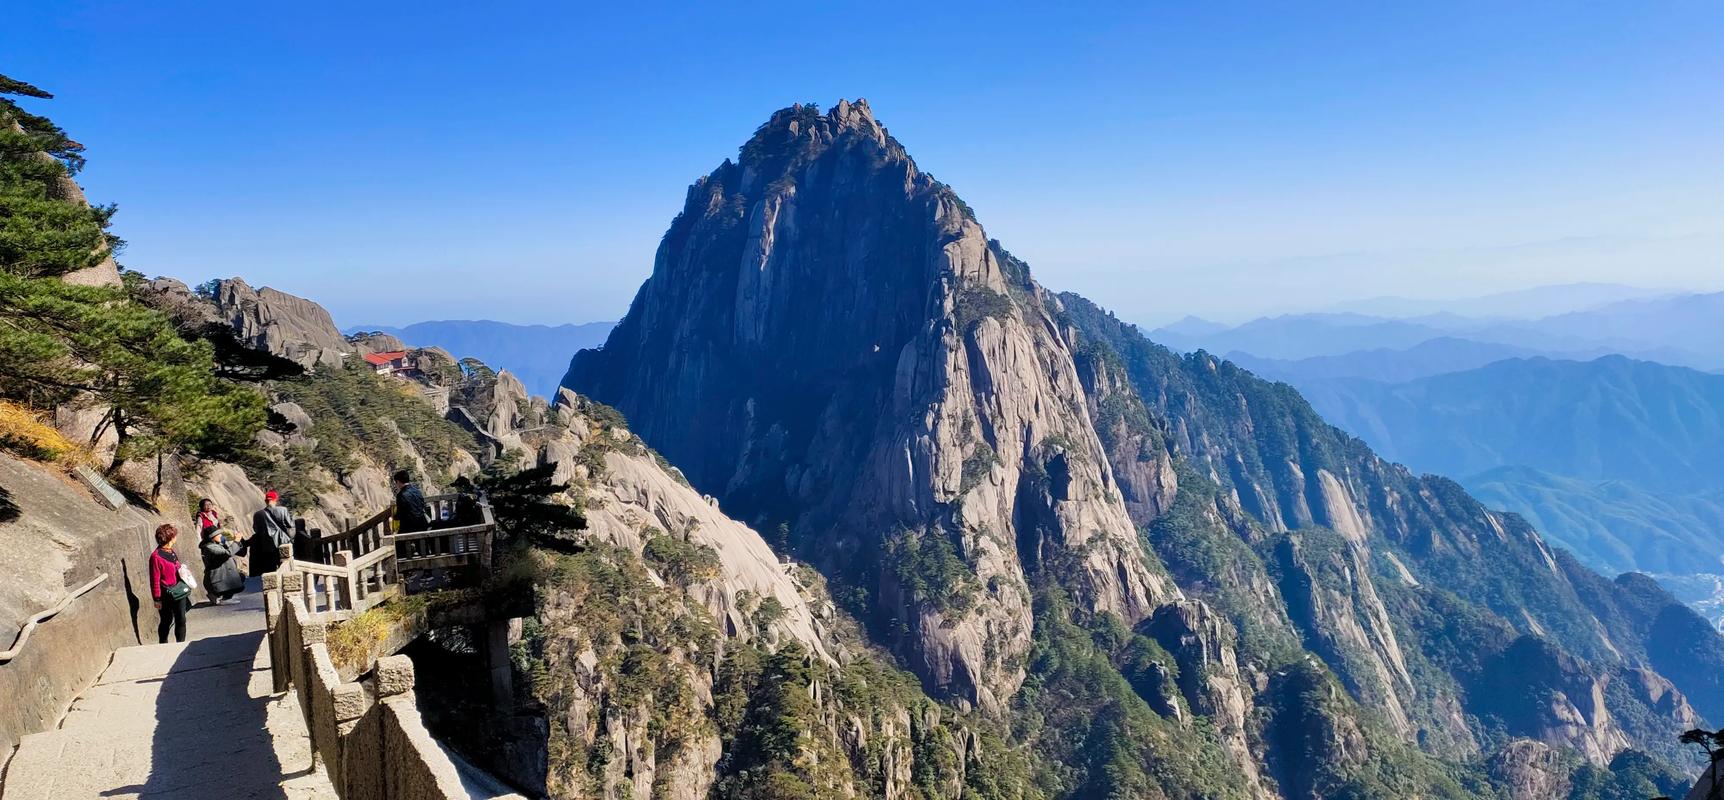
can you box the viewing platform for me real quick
[288,493,497,618]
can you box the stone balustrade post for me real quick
[262,573,287,691]
[333,551,353,610]
[375,655,415,699]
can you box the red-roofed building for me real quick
[363,350,412,375]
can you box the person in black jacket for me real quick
[392,469,430,534]
[246,490,294,576]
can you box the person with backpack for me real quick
[247,490,294,576]
[200,518,245,605]
[149,524,192,643]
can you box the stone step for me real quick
[0,591,336,800]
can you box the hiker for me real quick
[437,475,486,528]
[194,498,221,538]
[200,518,245,605]
[392,470,430,534]
[247,490,294,576]
[149,524,192,643]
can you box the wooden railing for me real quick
[283,494,495,617]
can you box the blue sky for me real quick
[6,1,1721,326]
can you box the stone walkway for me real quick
[1,579,338,800]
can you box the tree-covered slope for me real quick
[1285,354,1724,612]
[1057,292,1724,761]
[1467,465,1724,578]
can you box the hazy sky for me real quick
[7,1,1721,326]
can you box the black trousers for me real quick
[157,595,189,643]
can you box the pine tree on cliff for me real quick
[0,73,265,470]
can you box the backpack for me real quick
[261,505,294,545]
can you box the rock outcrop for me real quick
[442,376,1021,798]
[0,454,173,753]
[1473,636,1631,765]
[1487,739,1573,800]
[567,100,1176,712]
[209,278,348,368]
[1143,600,1268,795]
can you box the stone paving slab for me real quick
[94,630,259,685]
[2,580,335,800]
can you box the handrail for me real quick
[0,573,109,663]
[394,521,491,542]
[286,498,495,615]
[349,544,393,571]
[310,507,391,546]
[292,560,351,578]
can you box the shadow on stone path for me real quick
[2,579,336,800]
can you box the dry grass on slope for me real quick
[0,400,91,467]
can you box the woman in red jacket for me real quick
[149,523,191,643]
[194,498,221,538]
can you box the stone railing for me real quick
[287,542,399,618]
[263,570,475,800]
[302,496,496,591]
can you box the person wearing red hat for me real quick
[246,489,295,577]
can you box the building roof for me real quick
[362,350,409,366]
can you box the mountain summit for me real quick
[567,101,1721,798]
[569,98,1171,715]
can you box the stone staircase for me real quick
[1,584,338,800]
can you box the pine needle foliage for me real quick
[0,73,267,470]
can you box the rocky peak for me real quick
[734,98,893,181]
[208,278,348,368]
[560,98,1724,795]
[567,100,1174,710]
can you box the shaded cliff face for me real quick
[568,100,1173,711]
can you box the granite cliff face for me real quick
[568,100,1174,714]
[426,375,1033,798]
[566,100,1720,797]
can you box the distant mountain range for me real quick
[1157,290,1724,628]
[1152,289,1724,371]
[344,319,614,397]
[1292,355,1724,494]
[1326,282,1672,319]
[1224,336,1556,383]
